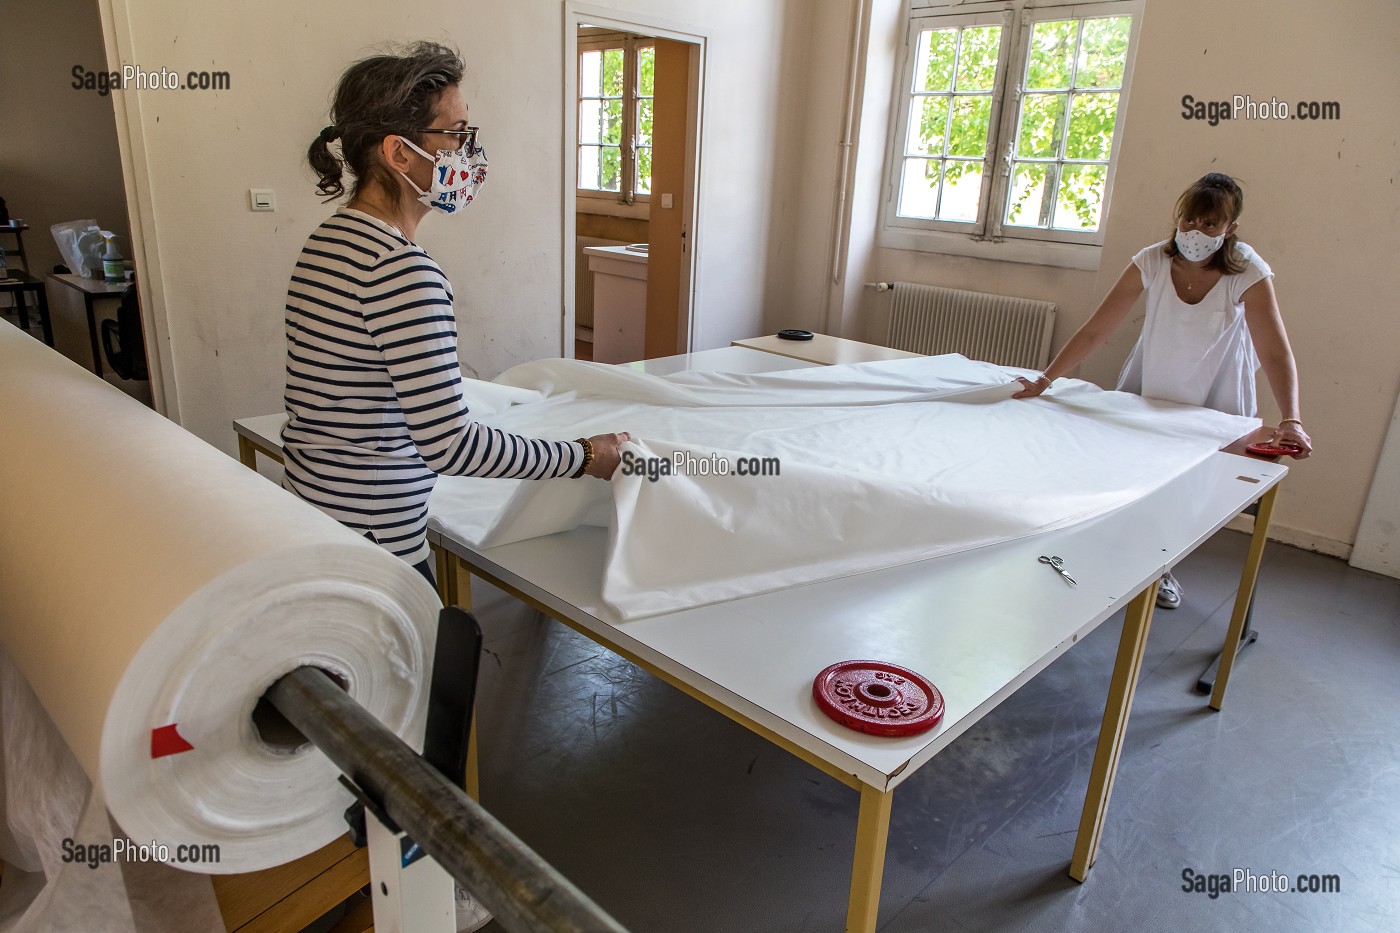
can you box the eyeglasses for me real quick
[411,125,481,155]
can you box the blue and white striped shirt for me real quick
[282,209,583,565]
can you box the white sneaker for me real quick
[455,883,493,932]
[1156,570,1182,610]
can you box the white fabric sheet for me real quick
[429,355,1257,619]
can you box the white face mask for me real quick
[1174,227,1225,262]
[395,136,488,215]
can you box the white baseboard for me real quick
[1223,515,1353,560]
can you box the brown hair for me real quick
[308,41,464,206]
[1163,172,1247,274]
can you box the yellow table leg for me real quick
[237,435,258,469]
[845,783,893,933]
[1209,484,1279,711]
[431,542,454,606]
[1069,579,1159,881]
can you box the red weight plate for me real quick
[812,660,944,738]
[1246,442,1296,458]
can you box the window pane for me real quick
[913,28,957,93]
[1054,163,1107,230]
[1005,162,1054,227]
[937,161,983,222]
[638,98,653,148]
[599,146,621,191]
[907,97,950,156]
[898,158,942,219]
[1016,93,1067,159]
[602,48,624,97]
[578,145,599,189]
[579,99,623,146]
[603,99,623,144]
[579,100,603,144]
[1077,16,1130,88]
[580,50,602,98]
[1064,92,1119,161]
[954,26,1000,92]
[637,147,652,195]
[1026,19,1077,89]
[579,145,622,191]
[947,96,992,157]
[638,45,655,97]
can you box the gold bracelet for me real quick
[1279,418,1303,427]
[571,437,594,478]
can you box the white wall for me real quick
[105,0,794,450]
[1,0,129,278]
[814,0,1400,554]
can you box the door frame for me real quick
[562,2,706,357]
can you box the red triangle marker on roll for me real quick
[150,723,194,759]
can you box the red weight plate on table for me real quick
[812,660,944,737]
[1246,442,1296,458]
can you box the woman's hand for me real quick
[584,432,632,479]
[1273,422,1312,459]
[1012,375,1052,399]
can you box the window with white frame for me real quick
[578,31,654,207]
[883,2,1139,251]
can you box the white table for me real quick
[237,342,1285,932]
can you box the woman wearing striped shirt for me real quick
[285,42,629,598]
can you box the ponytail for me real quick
[308,125,345,201]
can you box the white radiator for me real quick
[575,236,628,333]
[886,282,1056,369]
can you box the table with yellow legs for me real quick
[237,343,1285,931]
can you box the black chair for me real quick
[100,286,148,381]
[0,222,53,345]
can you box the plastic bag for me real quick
[50,220,103,277]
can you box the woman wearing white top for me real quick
[1013,173,1312,608]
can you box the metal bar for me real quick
[267,666,630,933]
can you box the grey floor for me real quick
[460,530,1398,932]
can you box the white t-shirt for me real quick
[1116,239,1272,417]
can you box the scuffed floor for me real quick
[463,529,1400,932]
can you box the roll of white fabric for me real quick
[0,321,439,874]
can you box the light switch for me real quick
[661,193,674,209]
[249,189,276,212]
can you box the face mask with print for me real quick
[395,136,488,215]
[1174,227,1225,262]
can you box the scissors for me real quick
[1038,555,1077,586]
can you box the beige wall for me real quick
[1,0,129,280]
[811,0,1400,554]
[94,0,1400,552]
[1086,0,1400,554]
[104,0,798,451]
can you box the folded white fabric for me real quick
[429,355,1258,619]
